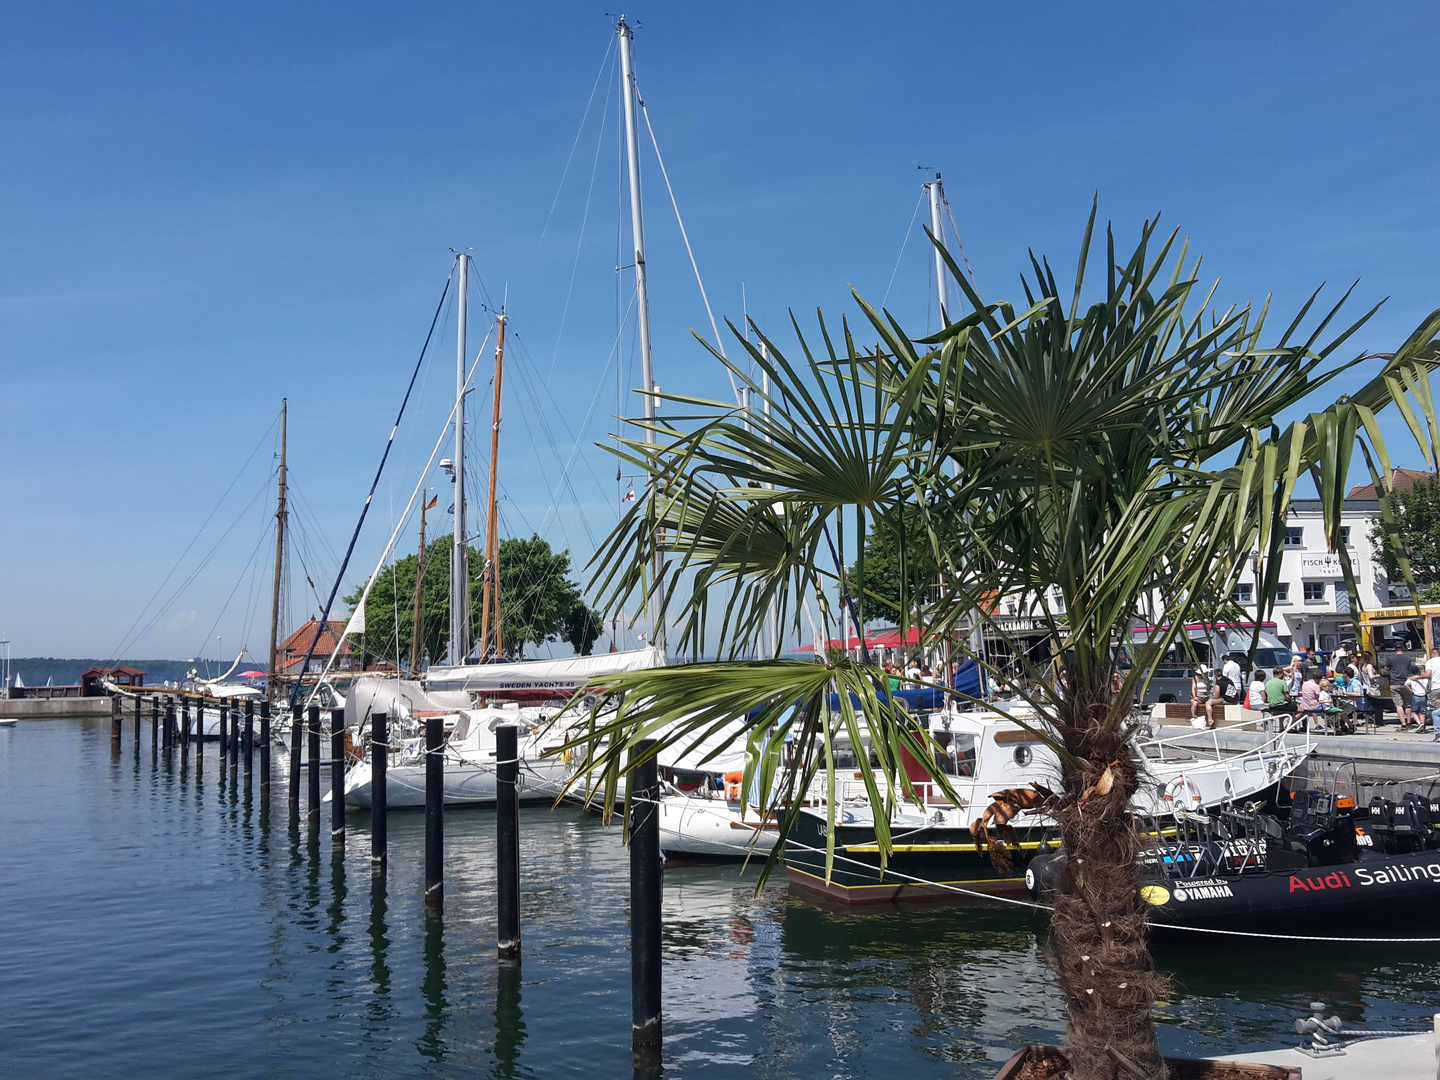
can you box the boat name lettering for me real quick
[1352,863,1440,887]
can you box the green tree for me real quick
[847,504,942,622]
[494,534,588,659]
[344,532,600,666]
[567,206,1440,1079]
[1369,471,1440,589]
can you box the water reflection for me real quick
[494,965,525,1080]
[418,913,447,1061]
[368,872,392,1027]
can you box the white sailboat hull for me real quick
[658,795,779,859]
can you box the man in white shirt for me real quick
[1426,648,1440,718]
[1222,654,1242,691]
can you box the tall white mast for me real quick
[449,253,471,665]
[925,172,948,328]
[618,15,664,654]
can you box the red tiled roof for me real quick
[1347,468,1435,499]
[278,619,353,658]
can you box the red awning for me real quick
[869,626,925,647]
[792,635,884,653]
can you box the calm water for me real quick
[4,718,1440,1079]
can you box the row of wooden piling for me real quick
[112,697,664,1061]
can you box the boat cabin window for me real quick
[1013,745,1033,767]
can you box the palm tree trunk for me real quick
[1052,727,1167,1080]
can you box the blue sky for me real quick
[3,2,1438,660]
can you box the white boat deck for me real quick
[1215,1029,1437,1079]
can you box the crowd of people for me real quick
[1189,644,1440,736]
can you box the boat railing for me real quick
[1133,717,1313,767]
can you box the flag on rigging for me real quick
[622,485,636,503]
[425,494,439,510]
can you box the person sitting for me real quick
[1247,670,1267,712]
[1297,669,1324,727]
[1206,667,1242,729]
[1190,667,1211,719]
[1264,667,1295,720]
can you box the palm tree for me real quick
[567,203,1440,1080]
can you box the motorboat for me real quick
[778,703,1315,905]
[1029,786,1440,932]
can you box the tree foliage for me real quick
[344,532,602,667]
[1370,472,1440,588]
[846,504,943,623]
[564,202,1440,1079]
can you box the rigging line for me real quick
[506,329,605,543]
[194,511,274,661]
[547,49,618,393]
[881,190,926,311]
[304,320,496,705]
[539,33,617,249]
[107,408,282,664]
[123,470,277,656]
[634,83,740,404]
[942,192,978,289]
[290,267,454,701]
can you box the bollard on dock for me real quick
[629,738,662,1057]
[371,712,387,869]
[330,709,345,841]
[496,723,520,964]
[307,705,322,825]
[424,714,443,909]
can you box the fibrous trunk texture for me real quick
[1052,721,1167,1080]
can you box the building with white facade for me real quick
[1228,497,1389,652]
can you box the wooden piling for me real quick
[180,699,190,751]
[133,695,142,745]
[496,723,520,964]
[287,698,302,811]
[162,701,175,750]
[243,699,254,775]
[424,714,443,909]
[111,697,122,742]
[371,712,387,869]
[259,702,271,789]
[331,712,346,840]
[195,702,203,769]
[151,696,160,746]
[229,703,240,771]
[629,739,662,1056]
[307,705,321,825]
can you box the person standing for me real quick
[1425,647,1440,720]
[1405,664,1430,731]
[1384,643,1410,723]
[1222,653,1242,692]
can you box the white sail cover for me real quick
[424,646,665,695]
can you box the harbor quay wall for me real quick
[0,697,116,719]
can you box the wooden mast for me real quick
[410,491,428,675]
[480,314,506,661]
[266,398,288,702]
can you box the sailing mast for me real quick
[266,398,288,702]
[449,253,471,665]
[924,172,949,327]
[411,490,429,675]
[617,15,664,654]
[480,314,507,661]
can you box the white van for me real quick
[1129,622,1293,704]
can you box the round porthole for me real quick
[1013,745,1033,767]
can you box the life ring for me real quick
[1163,775,1204,810]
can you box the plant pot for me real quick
[992,1044,1302,1080]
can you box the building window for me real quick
[1275,583,1290,603]
[1284,527,1304,548]
[1339,526,1351,547]
[1303,581,1326,603]
[1231,583,1254,605]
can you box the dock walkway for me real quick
[1151,723,1440,770]
[1217,1030,1436,1079]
